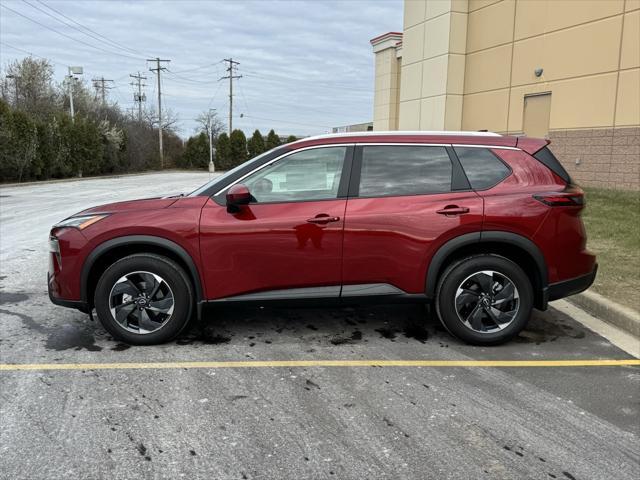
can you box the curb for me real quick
[567,290,640,338]
[0,169,211,188]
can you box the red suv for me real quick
[48,131,596,346]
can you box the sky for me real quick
[0,0,403,138]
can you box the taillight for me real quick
[533,185,585,207]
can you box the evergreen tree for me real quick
[215,132,231,170]
[229,129,248,168]
[180,132,209,169]
[266,129,280,150]
[285,135,298,143]
[247,129,265,158]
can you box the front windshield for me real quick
[188,148,279,196]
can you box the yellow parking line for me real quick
[0,359,638,371]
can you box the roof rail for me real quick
[295,130,501,143]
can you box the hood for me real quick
[78,196,179,215]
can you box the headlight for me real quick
[54,214,108,230]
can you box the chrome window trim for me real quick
[355,143,450,147]
[451,144,520,151]
[213,143,521,196]
[213,144,351,197]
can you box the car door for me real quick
[341,144,483,297]
[199,145,353,300]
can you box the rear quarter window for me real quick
[454,147,511,190]
[533,146,572,184]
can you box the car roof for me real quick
[289,130,521,149]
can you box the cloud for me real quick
[0,0,402,137]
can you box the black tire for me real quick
[435,254,533,345]
[94,253,194,345]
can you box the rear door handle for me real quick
[307,214,340,224]
[436,205,470,216]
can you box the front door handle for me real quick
[307,214,340,224]
[436,205,470,216]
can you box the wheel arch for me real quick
[81,235,204,307]
[425,231,549,310]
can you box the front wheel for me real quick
[435,254,533,345]
[94,253,194,345]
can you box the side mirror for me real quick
[226,184,252,213]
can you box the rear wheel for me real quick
[435,254,533,345]
[94,253,193,345]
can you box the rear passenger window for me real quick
[359,146,452,197]
[454,147,510,190]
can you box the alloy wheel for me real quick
[454,270,520,333]
[109,271,175,334]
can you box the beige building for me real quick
[371,0,640,190]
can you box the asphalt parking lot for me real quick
[1,172,639,480]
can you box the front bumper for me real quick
[548,263,598,302]
[48,272,88,312]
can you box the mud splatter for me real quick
[45,324,102,351]
[403,323,429,343]
[176,326,231,345]
[375,327,398,340]
[517,317,586,344]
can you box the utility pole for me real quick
[220,58,241,134]
[207,108,216,173]
[92,77,114,106]
[147,57,171,168]
[67,66,83,122]
[129,72,147,122]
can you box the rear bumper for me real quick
[548,264,598,302]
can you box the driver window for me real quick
[243,146,346,203]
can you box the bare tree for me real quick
[144,105,179,132]
[195,110,225,140]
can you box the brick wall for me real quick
[548,127,639,191]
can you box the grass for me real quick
[581,187,640,311]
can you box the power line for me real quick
[33,0,153,58]
[242,72,367,94]
[220,58,242,134]
[169,61,224,75]
[0,3,146,61]
[0,40,69,68]
[207,81,224,109]
[236,80,257,132]
[164,71,216,85]
[22,0,150,59]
